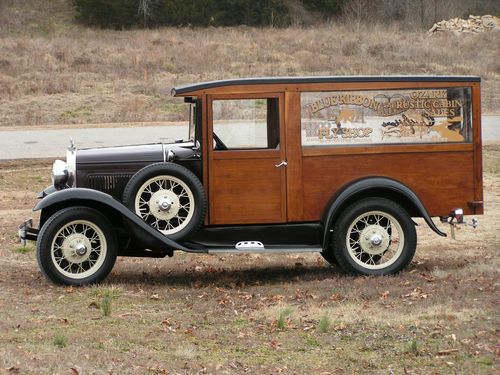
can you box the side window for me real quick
[212,98,280,150]
[301,88,472,146]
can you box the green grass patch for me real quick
[477,356,493,366]
[276,306,293,330]
[88,286,121,317]
[407,338,419,355]
[53,332,68,348]
[317,314,330,333]
[59,105,93,120]
[13,244,35,254]
[102,293,112,317]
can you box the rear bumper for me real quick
[18,219,39,244]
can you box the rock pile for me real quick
[428,15,500,36]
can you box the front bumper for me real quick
[18,185,55,244]
[18,219,39,245]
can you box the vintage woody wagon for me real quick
[19,76,483,285]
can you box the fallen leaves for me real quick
[437,348,459,355]
[329,293,344,302]
[401,287,430,300]
[380,290,390,300]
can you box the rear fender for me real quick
[322,177,446,250]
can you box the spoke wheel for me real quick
[332,198,416,275]
[346,211,403,270]
[134,175,195,235]
[37,207,117,285]
[51,220,107,279]
[123,163,206,242]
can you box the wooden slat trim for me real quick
[284,92,304,221]
[207,95,215,224]
[278,93,288,223]
[302,143,473,157]
[206,92,281,100]
[201,95,209,225]
[213,149,281,160]
[472,83,483,214]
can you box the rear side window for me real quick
[212,98,280,150]
[301,88,472,147]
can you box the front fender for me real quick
[34,188,190,252]
[322,177,446,248]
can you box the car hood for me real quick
[76,141,196,165]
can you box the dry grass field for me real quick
[0,0,499,127]
[0,147,498,374]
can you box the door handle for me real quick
[275,160,287,168]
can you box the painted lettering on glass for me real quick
[300,88,472,146]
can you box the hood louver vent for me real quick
[88,173,133,199]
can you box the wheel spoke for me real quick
[170,181,179,190]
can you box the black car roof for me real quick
[172,75,480,95]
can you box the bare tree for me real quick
[138,0,152,27]
[342,0,370,28]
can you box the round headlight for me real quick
[52,160,68,188]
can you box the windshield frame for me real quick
[188,102,196,142]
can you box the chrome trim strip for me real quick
[207,247,322,254]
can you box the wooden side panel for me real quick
[302,151,475,220]
[210,157,285,224]
[284,92,303,221]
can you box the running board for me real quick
[206,242,323,254]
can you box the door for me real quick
[207,93,287,225]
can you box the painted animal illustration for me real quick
[336,109,363,123]
[432,117,464,141]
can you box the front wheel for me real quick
[332,198,417,275]
[36,207,118,285]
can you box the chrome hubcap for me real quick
[358,225,390,255]
[370,234,382,246]
[74,242,88,256]
[158,197,173,211]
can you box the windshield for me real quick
[188,103,196,141]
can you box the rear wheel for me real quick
[36,206,117,285]
[332,198,416,275]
